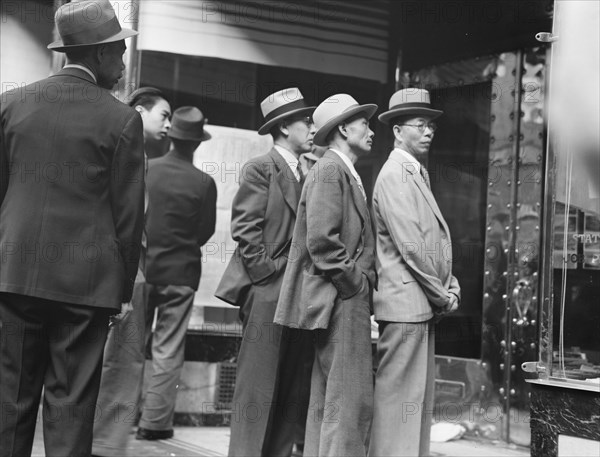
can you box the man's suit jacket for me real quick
[0,68,145,311]
[215,148,301,307]
[144,150,217,290]
[274,149,376,330]
[372,149,460,322]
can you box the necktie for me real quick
[356,175,367,201]
[297,164,304,183]
[420,166,431,190]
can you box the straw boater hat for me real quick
[312,94,378,147]
[168,107,212,142]
[378,88,443,125]
[48,0,138,52]
[257,88,316,135]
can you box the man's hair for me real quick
[269,123,284,140]
[64,45,97,62]
[325,111,370,145]
[127,87,166,109]
[388,114,414,130]
[171,138,201,150]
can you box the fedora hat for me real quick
[168,106,212,142]
[313,94,378,147]
[257,88,316,135]
[378,88,443,125]
[48,0,138,52]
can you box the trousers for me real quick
[304,277,373,457]
[92,280,148,456]
[0,292,109,457]
[138,283,195,431]
[368,320,435,457]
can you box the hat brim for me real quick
[168,130,212,142]
[257,106,316,135]
[378,107,443,125]
[48,28,138,52]
[313,104,378,147]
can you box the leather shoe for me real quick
[135,427,174,440]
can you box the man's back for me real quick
[0,69,145,310]
[144,150,217,289]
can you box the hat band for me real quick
[388,101,433,110]
[263,98,308,124]
[60,16,122,46]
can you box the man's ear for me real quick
[337,123,348,139]
[278,122,289,137]
[94,44,106,65]
[392,124,404,141]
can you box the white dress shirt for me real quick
[63,64,97,83]
[274,144,301,182]
[329,148,366,200]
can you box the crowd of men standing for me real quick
[0,1,460,456]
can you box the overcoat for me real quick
[274,149,377,330]
[0,68,145,310]
[145,150,217,290]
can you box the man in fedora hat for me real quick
[92,87,171,456]
[0,0,144,455]
[368,88,460,456]
[274,94,378,456]
[215,87,316,456]
[136,106,217,440]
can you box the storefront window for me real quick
[550,164,600,379]
[546,0,600,383]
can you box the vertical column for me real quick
[507,46,548,444]
[480,51,520,442]
[112,0,140,100]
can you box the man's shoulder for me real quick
[378,157,411,180]
[1,75,135,118]
[309,154,348,183]
[244,150,275,167]
[192,167,217,188]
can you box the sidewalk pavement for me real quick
[31,424,529,457]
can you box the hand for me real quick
[445,294,459,314]
[109,302,133,327]
[433,294,459,323]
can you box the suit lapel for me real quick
[325,150,368,223]
[269,149,301,214]
[405,163,450,234]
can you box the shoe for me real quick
[135,427,174,440]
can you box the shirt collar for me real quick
[328,148,361,182]
[63,64,97,83]
[274,144,300,175]
[392,147,421,174]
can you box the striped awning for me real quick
[137,0,390,82]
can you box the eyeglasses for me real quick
[297,116,313,126]
[400,122,437,133]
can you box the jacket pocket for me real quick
[296,271,338,330]
[401,269,417,284]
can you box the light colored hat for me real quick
[257,88,316,135]
[313,94,378,146]
[48,0,138,52]
[378,88,443,125]
[168,107,211,142]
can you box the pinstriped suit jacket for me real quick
[0,68,145,311]
[372,149,460,322]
